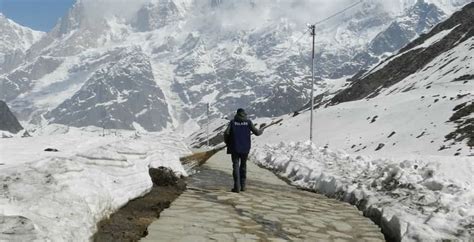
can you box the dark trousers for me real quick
[231,153,248,190]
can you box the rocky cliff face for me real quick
[368,0,446,55]
[0,14,44,74]
[45,48,171,131]
[331,2,474,104]
[1,0,471,132]
[0,56,63,102]
[0,100,23,134]
[190,3,474,156]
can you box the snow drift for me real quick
[251,142,473,241]
[0,128,189,240]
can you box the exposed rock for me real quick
[453,74,474,82]
[45,48,171,131]
[375,143,385,151]
[21,130,32,138]
[331,3,474,105]
[1,1,471,131]
[0,13,44,74]
[0,56,63,102]
[370,116,378,123]
[44,148,59,152]
[369,0,445,55]
[445,101,473,147]
[387,131,396,138]
[0,100,23,134]
[132,1,182,31]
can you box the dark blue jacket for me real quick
[224,113,262,154]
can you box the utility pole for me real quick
[207,103,210,147]
[309,24,316,143]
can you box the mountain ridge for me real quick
[191,2,473,156]
[331,2,474,105]
[1,0,472,132]
[0,14,44,74]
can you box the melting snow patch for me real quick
[0,129,190,240]
[251,141,474,241]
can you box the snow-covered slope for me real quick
[0,127,189,240]
[0,14,44,74]
[328,2,474,152]
[2,0,471,133]
[244,8,473,240]
[199,4,474,240]
[0,14,43,54]
[190,2,474,156]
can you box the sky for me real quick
[0,0,76,32]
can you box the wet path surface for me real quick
[142,151,385,241]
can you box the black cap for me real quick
[237,108,246,115]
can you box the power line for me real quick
[278,28,310,57]
[313,0,363,26]
[307,1,363,143]
[205,1,366,131]
[278,0,364,58]
[267,0,358,115]
[271,0,365,102]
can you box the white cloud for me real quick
[78,0,153,21]
[182,0,366,32]
[69,0,435,31]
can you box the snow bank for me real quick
[0,128,190,240]
[251,142,474,241]
[0,131,15,139]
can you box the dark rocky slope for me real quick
[0,100,23,134]
[331,3,474,105]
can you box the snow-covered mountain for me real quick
[1,0,472,133]
[44,48,171,131]
[188,10,474,240]
[0,13,44,74]
[368,0,446,55]
[0,2,472,241]
[191,2,474,157]
[243,5,474,240]
[328,2,474,152]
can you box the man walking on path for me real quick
[224,108,263,193]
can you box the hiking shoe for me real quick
[240,187,245,192]
[231,188,240,193]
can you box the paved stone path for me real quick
[143,151,385,241]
